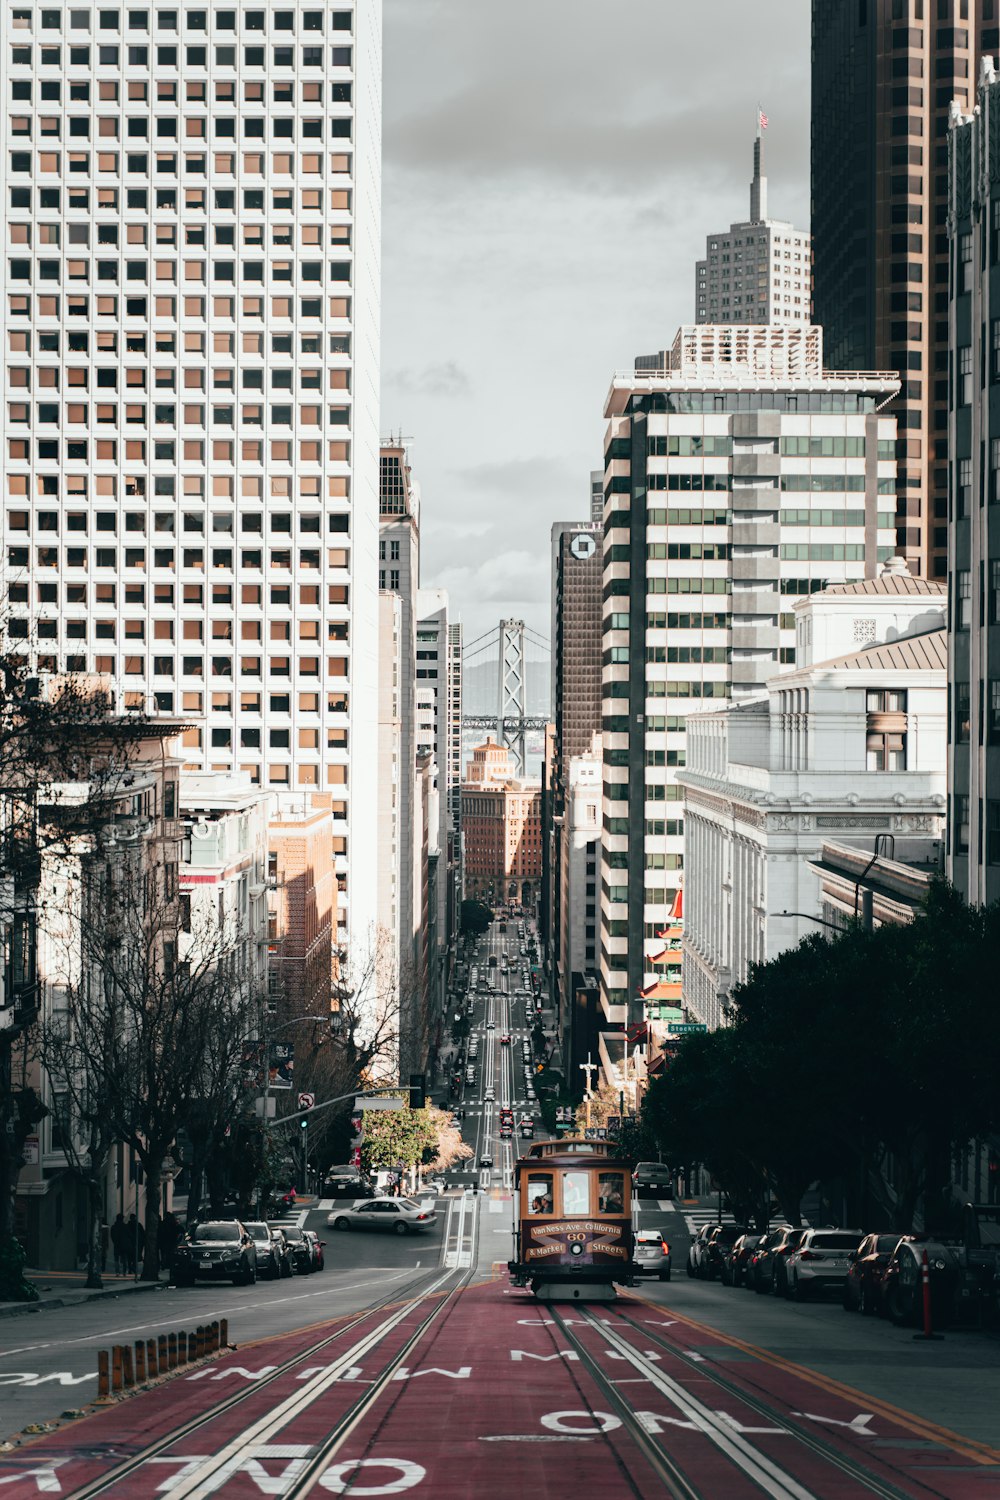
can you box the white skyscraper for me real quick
[1,1,382,947]
[694,129,811,327]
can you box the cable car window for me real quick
[561,1170,590,1216]
[527,1174,553,1214]
[598,1172,625,1213]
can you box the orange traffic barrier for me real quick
[135,1341,146,1383]
[220,1317,228,1347]
[111,1345,123,1393]
[167,1332,177,1370]
[146,1338,158,1377]
[121,1344,134,1389]
[97,1350,110,1399]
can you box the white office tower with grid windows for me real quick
[599,324,899,1092]
[1,1,383,949]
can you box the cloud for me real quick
[384,360,473,398]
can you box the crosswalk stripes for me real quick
[682,1206,737,1237]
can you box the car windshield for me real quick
[636,1231,663,1244]
[400,1199,423,1211]
[281,1228,305,1242]
[244,1222,269,1239]
[811,1233,863,1251]
[876,1234,899,1253]
[192,1223,240,1243]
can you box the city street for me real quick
[2,918,1000,1496]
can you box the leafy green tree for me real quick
[360,1101,438,1173]
[460,899,493,937]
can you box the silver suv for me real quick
[787,1228,863,1300]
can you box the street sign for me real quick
[670,1023,707,1034]
[584,1127,607,1141]
[297,1092,315,1111]
[254,1096,276,1119]
[355,1095,405,1112]
[21,1134,39,1165]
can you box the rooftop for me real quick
[800,627,947,676]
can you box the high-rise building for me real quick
[461,740,542,905]
[378,442,420,1004]
[599,324,899,1086]
[695,131,810,327]
[416,588,461,1020]
[1,0,383,952]
[547,495,603,1060]
[947,68,1000,907]
[811,0,994,583]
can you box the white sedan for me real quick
[326,1198,436,1235]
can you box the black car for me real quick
[323,1170,375,1199]
[274,1223,313,1274]
[882,1236,977,1328]
[173,1220,257,1286]
[244,1221,291,1280]
[748,1226,792,1292]
[701,1224,745,1281]
[722,1232,762,1288]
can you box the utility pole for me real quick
[580,1054,597,1130]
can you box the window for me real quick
[991,559,1000,625]
[956,681,971,743]
[560,1170,590,1216]
[527,1174,552,1214]
[959,231,973,294]
[598,1173,625,1213]
[991,681,1000,745]
[958,569,972,628]
[959,345,973,406]
[989,801,1000,865]
[958,457,972,517]
[866,732,906,771]
[956,794,970,856]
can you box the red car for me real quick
[500,1034,511,1045]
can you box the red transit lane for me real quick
[2,1279,998,1498]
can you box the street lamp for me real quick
[777,910,845,933]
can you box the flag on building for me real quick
[758,108,768,132]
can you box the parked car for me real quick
[173,1220,257,1287]
[303,1229,326,1270]
[962,1203,1000,1324]
[327,1197,436,1235]
[882,1236,972,1328]
[632,1161,674,1199]
[843,1232,899,1314]
[244,1221,290,1280]
[686,1225,714,1278]
[633,1229,672,1282]
[786,1228,864,1300]
[701,1223,745,1281]
[747,1226,792,1292]
[480,1155,494,1170]
[273,1223,313,1274]
[721,1232,762,1288]
[768,1226,809,1297]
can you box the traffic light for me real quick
[300,1118,308,1131]
[408,1072,426,1110]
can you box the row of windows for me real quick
[7,544,351,570]
[9,186,350,214]
[5,648,349,677]
[6,581,349,610]
[7,293,352,321]
[630,393,880,415]
[7,511,349,535]
[645,646,729,664]
[10,43,353,69]
[6,442,350,471]
[9,110,353,140]
[8,148,353,178]
[645,543,730,561]
[10,10,354,35]
[10,76,344,104]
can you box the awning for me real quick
[639,980,683,1001]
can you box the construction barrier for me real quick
[97,1319,229,1399]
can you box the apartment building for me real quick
[695,132,810,326]
[461,739,542,903]
[600,323,899,1073]
[178,769,271,990]
[1,0,382,950]
[947,65,1000,906]
[678,566,947,1029]
[812,0,996,582]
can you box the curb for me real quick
[0,1279,167,1320]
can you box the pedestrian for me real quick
[99,1219,109,1273]
[110,1213,128,1276]
[126,1213,144,1274]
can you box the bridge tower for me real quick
[497,619,528,774]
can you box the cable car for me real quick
[508,1139,633,1301]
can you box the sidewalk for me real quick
[0,1268,168,1320]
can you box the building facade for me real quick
[1,0,383,952]
[678,567,947,1029]
[947,67,1000,906]
[267,794,335,1020]
[695,132,810,326]
[461,739,542,903]
[811,0,995,582]
[178,770,271,990]
[600,323,899,1071]
[376,590,402,1046]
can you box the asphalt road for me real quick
[5,914,1000,1495]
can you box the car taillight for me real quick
[661,1243,670,1256]
[417,1213,429,1220]
[798,1250,817,1260]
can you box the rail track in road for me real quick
[546,1301,992,1500]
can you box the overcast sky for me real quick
[381,1,811,653]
